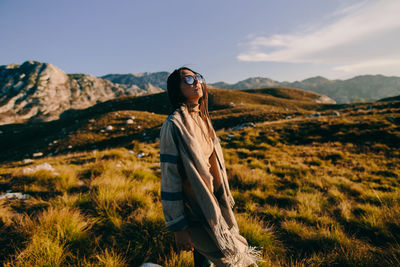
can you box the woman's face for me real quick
[180,69,203,103]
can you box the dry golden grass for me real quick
[162,250,194,267]
[0,101,399,265]
[5,233,68,267]
[93,248,127,267]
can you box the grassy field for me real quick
[0,89,399,266]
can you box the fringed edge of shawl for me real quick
[214,216,239,253]
[214,217,263,267]
[225,246,263,267]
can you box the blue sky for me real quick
[1,0,399,83]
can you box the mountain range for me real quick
[1,60,400,125]
[211,75,400,103]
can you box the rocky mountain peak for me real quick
[0,61,129,125]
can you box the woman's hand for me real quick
[174,229,194,251]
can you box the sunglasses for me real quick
[183,74,204,85]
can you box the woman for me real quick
[160,67,260,266]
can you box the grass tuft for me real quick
[94,248,127,267]
[162,250,194,267]
[6,233,68,267]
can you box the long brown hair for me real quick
[167,67,211,128]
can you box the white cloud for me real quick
[334,58,400,72]
[238,0,400,74]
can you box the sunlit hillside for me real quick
[0,89,399,266]
[242,87,335,103]
[0,88,328,163]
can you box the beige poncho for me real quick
[160,104,261,266]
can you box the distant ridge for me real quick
[101,72,168,93]
[211,75,400,103]
[211,77,276,90]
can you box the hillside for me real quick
[1,87,398,164]
[0,88,333,163]
[242,87,336,104]
[379,94,400,102]
[0,95,399,265]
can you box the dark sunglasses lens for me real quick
[184,75,195,85]
[196,74,204,83]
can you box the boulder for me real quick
[231,122,256,131]
[21,163,56,175]
[0,192,31,200]
[32,152,44,158]
[137,152,146,158]
[22,159,34,164]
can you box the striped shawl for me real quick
[160,105,261,266]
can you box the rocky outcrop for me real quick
[0,61,130,125]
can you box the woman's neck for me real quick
[186,101,200,113]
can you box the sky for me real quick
[1,0,400,83]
